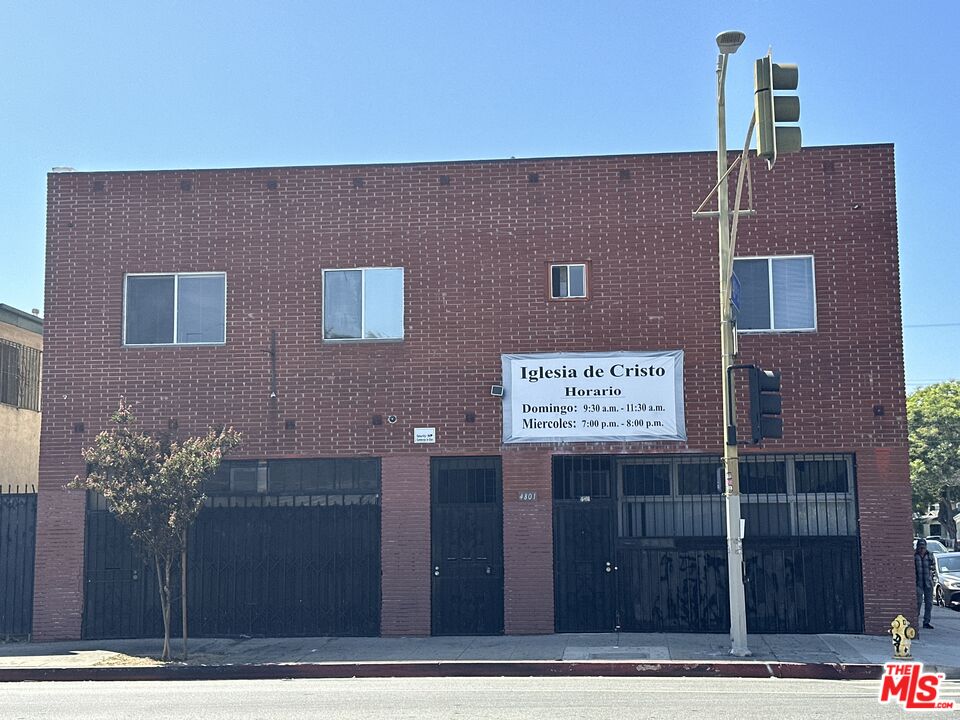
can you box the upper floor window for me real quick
[323,267,404,340]
[550,263,587,299]
[734,256,815,332]
[124,273,226,345]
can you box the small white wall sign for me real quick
[413,427,436,444]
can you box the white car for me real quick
[915,538,950,555]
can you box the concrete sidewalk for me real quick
[2,606,957,681]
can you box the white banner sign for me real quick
[501,351,686,443]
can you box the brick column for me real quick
[502,449,554,634]
[857,446,915,634]
[32,456,87,641]
[380,453,431,636]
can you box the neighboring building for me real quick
[35,145,912,641]
[915,502,960,548]
[0,304,42,493]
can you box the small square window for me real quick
[550,264,587,299]
[323,267,404,340]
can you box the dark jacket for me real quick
[915,550,935,588]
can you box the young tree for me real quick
[908,381,960,543]
[70,400,241,661]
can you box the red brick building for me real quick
[34,145,911,641]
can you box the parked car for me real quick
[927,535,955,550]
[915,537,950,555]
[934,552,960,609]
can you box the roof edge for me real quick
[48,143,896,177]
[0,304,43,335]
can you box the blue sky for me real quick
[1,1,957,391]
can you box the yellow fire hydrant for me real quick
[890,614,916,658]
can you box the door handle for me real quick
[434,566,440,577]
[605,561,617,573]
[485,566,492,575]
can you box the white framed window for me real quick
[550,263,587,299]
[733,255,816,332]
[123,272,226,346]
[323,267,404,340]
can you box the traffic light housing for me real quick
[748,367,783,443]
[754,54,800,169]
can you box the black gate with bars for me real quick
[83,458,382,639]
[553,454,864,634]
[0,491,36,637]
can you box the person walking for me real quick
[915,538,935,630]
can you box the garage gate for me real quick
[553,453,863,634]
[83,458,381,639]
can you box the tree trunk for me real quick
[181,533,188,661]
[155,555,171,662]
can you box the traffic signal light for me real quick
[754,54,800,169]
[748,367,783,443]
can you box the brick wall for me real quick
[857,446,915,633]
[380,454,431,636]
[503,449,554,634]
[36,145,909,639]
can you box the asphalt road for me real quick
[2,677,958,719]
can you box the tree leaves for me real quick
[69,399,242,661]
[69,399,241,573]
[908,381,960,522]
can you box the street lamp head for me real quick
[716,30,746,55]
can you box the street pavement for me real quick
[0,605,957,681]
[2,677,959,720]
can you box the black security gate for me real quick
[431,457,503,635]
[553,454,864,634]
[83,458,381,639]
[83,502,150,638]
[553,457,618,633]
[743,537,863,633]
[0,492,36,637]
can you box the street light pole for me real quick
[715,30,750,658]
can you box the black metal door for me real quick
[552,456,618,632]
[553,499,617,632]
[431,457,503,636]
[82,493,148,639]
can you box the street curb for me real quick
[0,660,895,683]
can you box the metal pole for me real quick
[716,49,750,657]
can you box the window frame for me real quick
[122,271,227,347]
[322,266,405,342]
[618,458,672,498]
[734,254,817,333]
[0,341,21,407]
[547,262,589,300]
